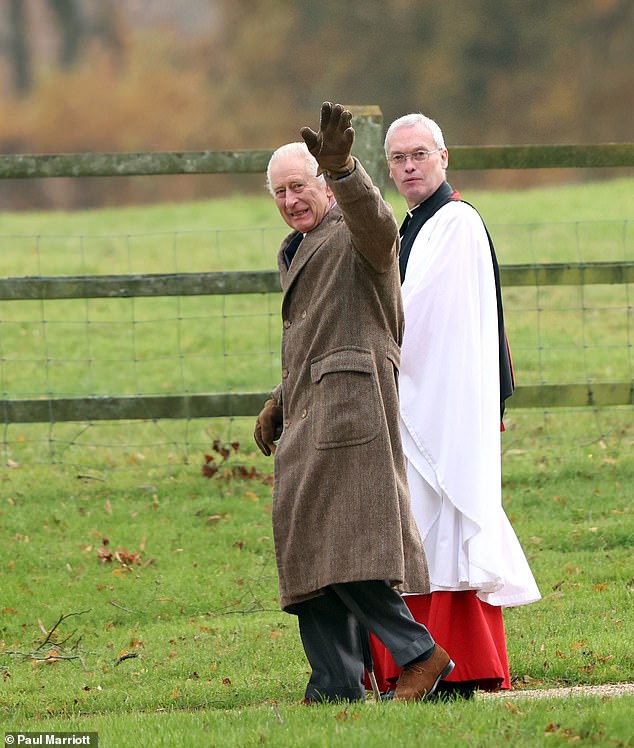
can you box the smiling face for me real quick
[269,152,334,233]
[387,122,448,209]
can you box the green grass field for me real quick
[1,177,633,746]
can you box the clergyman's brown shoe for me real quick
[393,644,455,702]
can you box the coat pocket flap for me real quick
[310,347,374,383]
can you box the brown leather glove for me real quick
[254,398,283,456]
[300,102,355,177]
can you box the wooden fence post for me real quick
[346,105,386,193]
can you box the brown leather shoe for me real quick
[393,645,455,702]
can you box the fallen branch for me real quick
[41,609,91,648]
[114,652,139,667]
[109,600,136,613]
[1,610,93,671]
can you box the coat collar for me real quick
[277,206,343,293]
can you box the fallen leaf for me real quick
[97,547,113,563]
[202,461,218,479]
[504,701,524,715]
[570,640,588,651]
[114,548,142,566]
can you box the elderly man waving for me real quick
[254,102,454,703]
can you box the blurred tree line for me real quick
[0,0,632,209]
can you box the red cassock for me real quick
[367,591,511,693]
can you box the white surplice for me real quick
[399,200,540,607]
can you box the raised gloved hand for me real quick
[300,102,355,177]
[254,398,283,456]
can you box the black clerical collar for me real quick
[399,182,455,281]
[404,182,455,226]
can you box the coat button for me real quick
[283,319,291,328]
[301,310,307,319]
[301,409,308,418]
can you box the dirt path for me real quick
[477,683,634,700]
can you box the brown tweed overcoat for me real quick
[269,160,430,612]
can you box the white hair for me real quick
[265,141,325,195]
[384,113,446,155]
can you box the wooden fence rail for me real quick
[1,143,633,197]
[0,262,632,423]
[1,105,633,193]
[1,262,633,301]
[2,144,632,176]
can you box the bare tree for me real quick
[7,0,32,94]
[47,0,84,68]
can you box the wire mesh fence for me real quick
[0,218,632,474]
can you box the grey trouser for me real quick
[296,579,435,702]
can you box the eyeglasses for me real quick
[387,149,442,165]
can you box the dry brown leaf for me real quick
[504,701,524,715]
